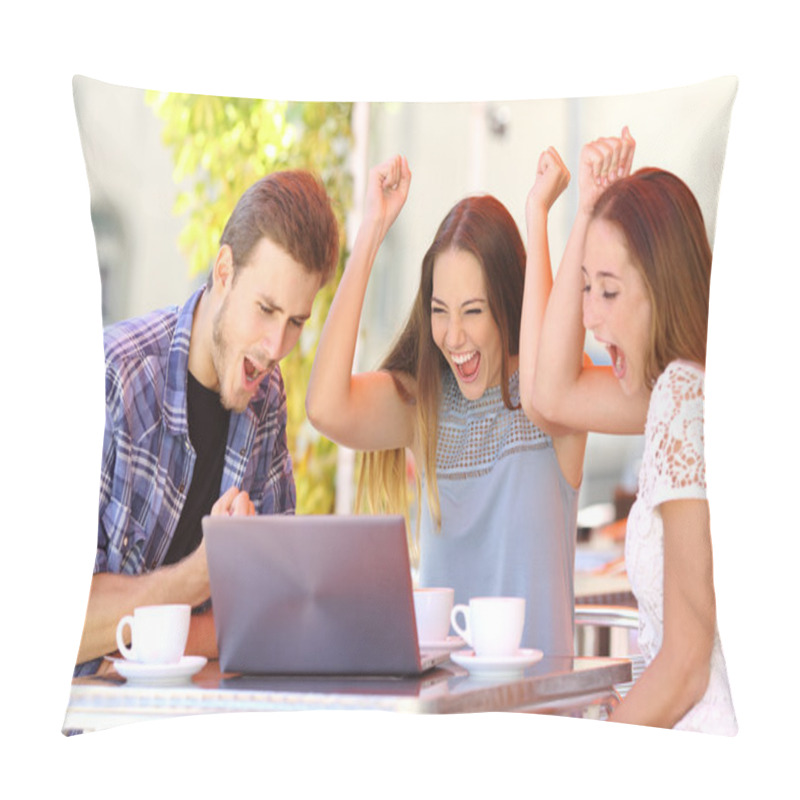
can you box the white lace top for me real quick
[626,360,737,735]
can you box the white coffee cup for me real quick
[413,587,455,643]
[450,596,525,657]
[115,604,191,664]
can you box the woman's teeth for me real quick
[452,350,480,380]
[607,345,625,378]
[452,351,477,366]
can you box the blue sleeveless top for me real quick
[419,370,578,656]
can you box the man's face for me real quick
[210,237,322,413]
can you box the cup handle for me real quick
[116,615,135,660]
[450,604,472,646]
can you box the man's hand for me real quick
[184,486,255,607]
[210,485,256,516]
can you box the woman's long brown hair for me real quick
[356,194,527,561]
[592,168,712,387]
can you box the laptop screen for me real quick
[203,514,432,676]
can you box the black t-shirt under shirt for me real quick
[162,372,230,566]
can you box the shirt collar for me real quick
[162,285,272,435]
[163,286,205,436]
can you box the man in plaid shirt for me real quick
[75,170,340,676]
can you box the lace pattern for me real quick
[436,370,550,480]
[626,361,737,735]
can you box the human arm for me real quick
[517,146,589,487]
[306,155,417,451]
[519,145,571,428]
[609,498,716,727]
[532,127,649,434]
[77,487,254,664]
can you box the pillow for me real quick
[67,74,737,731]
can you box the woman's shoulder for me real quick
[648,359,705,438]
[660,358,704,381]
[646,361,707,500]
[653,359,704,403]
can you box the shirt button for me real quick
[179,483,185,493]
[239,448,246,456]
[122,536,128,548]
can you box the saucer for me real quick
[111,655,207,685]
[450,648,544,679]
[419,635,464,653]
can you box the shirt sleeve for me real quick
[95,367,121,575]
[259,397,296,515]
[238,367,297,515]
[650,362,707,508]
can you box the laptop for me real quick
[203,514,450,676]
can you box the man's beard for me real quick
[211,295,273,414]
[210,295,246,413]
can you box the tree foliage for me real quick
[146,92,353,513]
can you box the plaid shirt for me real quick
[76,288,295,676]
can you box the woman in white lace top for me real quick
[524,128,737,734]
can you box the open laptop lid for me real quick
[203,514,448,676]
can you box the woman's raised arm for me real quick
[532,127,649,435]
[306,155,417,452]
[518,146,589,488]
[519,145,571,429]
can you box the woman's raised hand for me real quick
[577,126,636,215]
[364,154,412,240]
[526,146,571,221]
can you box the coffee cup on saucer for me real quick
[413,587,455,643]
[115,604,191,664]
[450,596,525,657]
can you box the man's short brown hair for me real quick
[213,170,339,286]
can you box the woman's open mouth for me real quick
[606,344,626,381]
[451,350,480,382]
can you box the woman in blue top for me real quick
[307,153,587,656]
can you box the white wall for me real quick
[73,75,199,324]
[360,79,735,371]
